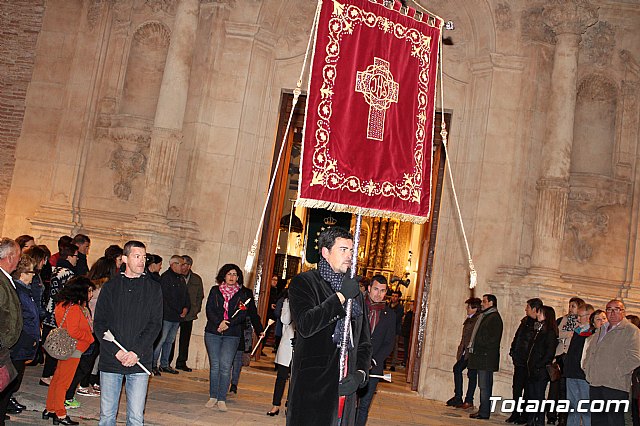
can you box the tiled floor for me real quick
[7,352,506,425]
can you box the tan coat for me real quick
[583,318,640,392]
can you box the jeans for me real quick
[566,378,590,426]
[526,378,550,426]
[99,372,149,426]
[204,332,239,401]
[453,357,477,404]
[477,370,494,418]
[231,350,243,386]
[153,321,180,368]
[356,377,380,426]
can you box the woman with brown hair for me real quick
[43,276,95,425]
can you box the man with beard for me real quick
[288,226,372,425]
[356,275,396,426]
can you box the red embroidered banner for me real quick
[297,0,442,224]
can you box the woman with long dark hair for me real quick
[43,276,95,425]
[526,305,559,426]
[204,263,253,412]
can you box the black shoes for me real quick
[43,410,56,420]
[159,366,179,374]
[470,412,490,420]
[446,397,463,407]
[266,409,280,416]
[53,415,80,425]
[229,384,237,394]
[176,365,192,372]
[152,368,161,376]
[6,398,22,414]
[10,397,26,410]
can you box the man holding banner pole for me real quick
[288,227,371,425]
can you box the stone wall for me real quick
[0,0,45,227]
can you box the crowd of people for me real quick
[447,294,640,426]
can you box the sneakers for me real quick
[205,398,217,408]
[77,386,100,397]
[217,401,227,412]
[64,398,81,409]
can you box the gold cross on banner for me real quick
[355,57,399,141]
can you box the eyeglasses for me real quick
[605,307,624,313]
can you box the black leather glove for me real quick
[340,277,360,299]
[338,370,366,396]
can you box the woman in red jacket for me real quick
[43,276,95,425]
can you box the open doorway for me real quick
[255,91,451,390]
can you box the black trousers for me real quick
[512,365,528,418]
[41,324,58,378]
[590,385,628,426]
[169,320,193,367]
[0,359,26,420]
[272,364,290,406]
[527,378,550,426]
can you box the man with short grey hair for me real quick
[172,255,204,372]
[0,238,23,423]
[584,299,640,426]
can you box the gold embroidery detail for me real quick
[355,57,399,141]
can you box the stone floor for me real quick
[6,352,506,425]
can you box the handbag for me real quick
[546,361,561,382]
[0,345,18,392]
[43,305,78,360]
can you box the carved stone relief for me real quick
[495,2,513,31]
[87,0,105,30]
[582,21,616,67]
[521,5,556,44]
[145,0,177,14]
[565,175,630,263]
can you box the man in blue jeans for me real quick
[94,240,163,426]
[152,255,190,375]
[467,294,503,420]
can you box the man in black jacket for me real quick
[506,297,542,424]
[152,255,190,375]
[94,240,163,426]
[356,275,396,426]
[288,226,372,425]
[468,294,503,420]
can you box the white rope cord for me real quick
[244,0,323,275]
[412,0,477,289]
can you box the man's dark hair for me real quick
[215,263,244,286]
[73,234,91,245]
[483,294,497,308]
[57,235,73,250]
[104,244,123,260]
[317,226,353,251]
[465,297,482,310]
[569,297,586,308]
[59,243,79,259]
[15,235,35,249]
[123,240,146,256]
[145,253,163,268]
[627,315,640,328]
[393,290,403,297]
[182,255,193,265]
[370,274,388,288]
[527,298,543,311]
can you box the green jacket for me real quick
[0,271,23,348]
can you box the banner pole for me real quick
[338,214,362,421]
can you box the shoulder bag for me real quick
[0,343,18,392]
[43,305,78,360]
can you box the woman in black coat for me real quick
[526,305,558,426]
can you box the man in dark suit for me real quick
[288,226,372,425]
[468,294,503,420]
[356,275,396,426]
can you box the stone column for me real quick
[139,0,199,220]
[530,0,597,271]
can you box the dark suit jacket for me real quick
[0,271,22,348]
[288,269,372,426]
[370,304,396,376]
[468,309,503,372]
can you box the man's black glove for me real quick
[340,277,360,299]
[338,370,366,396]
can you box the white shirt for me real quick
[0,266,16,289]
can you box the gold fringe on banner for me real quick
[296,197,429,224]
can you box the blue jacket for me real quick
[11,280,40,361]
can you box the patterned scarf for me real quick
[365,296,386,334]
[220,283,239,320]
[317,258,362,348]
[562,314,579,332]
